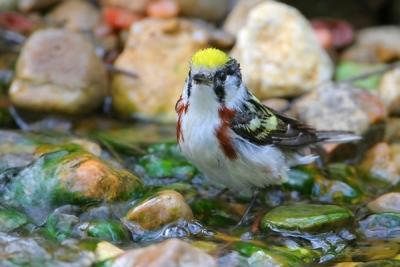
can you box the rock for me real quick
[368,193,400,213]
[261,204,353,233]
[2,148,143,223]
[378,68,400,115]
[0,209,28,232]
[47,0,101,32]
[96,241,124,261]
[18,0,60,11]
[311,19,354,50]
[361,142,400,185]
[102,6,144,30]
[223,0,265,36]
[231,1,333,99]
[0,0,17,11]
[9,29,108,115]
[45,206,80,240]
[342,26,400,64]
[112,238,217,267]
[262,98,290,113]
[111,18,209,121]
[385,118,400,142]
[283,167,315,195]
[292,83,386,135]
[83,220,129,243]
[335,61,384,90]
[146,0,179,19]
[358,213,400,240]
[175,0,229,22]
[125,190,193,230]
[101,0,151,13]
[191,199,237,227]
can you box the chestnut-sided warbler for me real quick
[176,48,360,196]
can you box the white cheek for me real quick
[225,77,246,109]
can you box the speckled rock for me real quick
[112,238,217,267]
[292,83,386,135]
[368,193,400,213]
[125,190,193,230]
[231,1,333,99]
[111,18,209,121]
[342,26,400,64]
[175,0,229,22]
[223,0,265,36]
[9,29,108,115]
[47,0,101,32]
[361,142,400,185]
[378,68,400,115]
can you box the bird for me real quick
[176,48,360,222]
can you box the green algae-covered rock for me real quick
[284,166,316,195]
[261,204,353,233]
[312,178,363,205]
[0,209,28,232]
[86,220,129,243]
[191,199,237,227]
[45,208,79,240]
[358,213,400,240]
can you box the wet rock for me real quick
[96,241,124,261]
[335,62,384,90]
[125,190,193,230]
[368,193,400,213]
[47,0,101,32]
[261,204,353,233]
[111,18,208,121]
[283,166,316,195]
[361,142,400,185]
[312,177,363,205]
[358,213,400,240]
[0,208,28,232]
[82,220,129,243]
[46,206,80,240]
[9,29,108,115]
[191,199,237,227]
[342,26,400,64]
[231,1,333,99]
[175,0,229,22]
[18,0,60,11]
[292,83,386,135]
[223,0,265,36]
[112,238,217,267]
[378,68,400,115]
[2,148,142,223]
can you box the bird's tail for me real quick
[316,131,362,143]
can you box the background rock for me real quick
[368,192,400,213]
[18,0,60,11]
[378,67,400,115]
[9,29,108,115]
[175,0,230,22]
[101,0,151,13]
[231,1,333,99]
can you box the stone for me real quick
[292,83,386,135]
[385,118,400,142]
[18,0,60,11]
[335,61,384,90]
[84,220,129,243]
[378,67,400,115]
[9,29,108,115]
[111,18,209,121]
[96,241,124,261]
[231,1,333,99]
[368,193,400,213]
[125,190,193,230]
[223,0,265,36]
[175,0,230,22]
[342,26,400,64]
[358,213,400,240]
[47,0,101,32]
[361,142,400,185]
[146,0,179,19]
[100,0,151,13]
[0,209,27,232]
[261,204,353,233]
[112,238,217,267]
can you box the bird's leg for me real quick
[233,188,260,228]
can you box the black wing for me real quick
[230,95,319,148]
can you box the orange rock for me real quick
[147,0,179,19]
[103,7,143,30]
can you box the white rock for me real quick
[379,67,400,115]
[231,1,333,99]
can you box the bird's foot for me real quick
[231,188,260,231]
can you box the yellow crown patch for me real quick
[191,48,230,69]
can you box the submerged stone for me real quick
[0,208,28,232]
[191,199,237,227]
[125,190,193,230]
[85,220,129,244]
[261,204,353,233]
[358,213,400,240]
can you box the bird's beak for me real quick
[193,74,212,85]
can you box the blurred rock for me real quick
[0,209,28,232]
[146,0,179,19]
[18,0,60,11]
[83,219,129,243]
[102,6,144,30]
[111,18,209,121]
[335,62,384,90]
[9,29,108,115]
[262,98,290,113]
[47,0,101,32]
[175,0,229,22]
[342,26,400,64]
[292,83,386,135]
[101,0,151,13]
[96,241,124,261]
[378,67,400,115]
[112,238,217,267]
[232,1,333,99]
[359,213,400,240]
[368,192,400,213]
[0,0,17,11]
[311,19,354,50]
[385,118,400,142]
[125,190,193,230]
[223,0,265,36]
[361,142,400,185]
